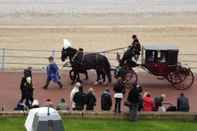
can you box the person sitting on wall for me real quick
[153,94,166,111]
[56,98,69,111]
[101,88,112,111]
[86,88,96,111]
[177,93,190,112]
[73,86,87,111]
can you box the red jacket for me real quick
[143,96,153,112]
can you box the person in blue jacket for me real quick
[43,56,63,89]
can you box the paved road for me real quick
[0,71,196,112]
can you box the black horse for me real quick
[61,47,112,84]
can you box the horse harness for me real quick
[71,51,85,66]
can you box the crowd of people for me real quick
[15,67,190,121]
[14,34,190,122]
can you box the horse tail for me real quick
[103,56,112,83]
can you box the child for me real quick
[43,56,63,89]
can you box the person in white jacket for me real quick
[70,82,81,110]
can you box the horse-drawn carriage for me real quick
[115,44,194,90]
[141,44,194,90]
[61,39,194,90]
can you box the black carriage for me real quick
[141,44,194,90]
[115,44,194,90]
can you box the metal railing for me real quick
[0,48,197,72]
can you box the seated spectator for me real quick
[101,88,112,111]
[44,99,54,108]
[56,98,69,111]
[73,86,86,111]
[154,94,166,111]
[143,92,153,112]
[86,88,96,111]
[31,99,40,109]
[70,82,81,110]
[177,93,190,112]
[113,78,126,113]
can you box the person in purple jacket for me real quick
[43,56,63,89]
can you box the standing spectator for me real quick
[127,83,142,121]
[86,88,96,111]
[26,67,32,78]
[138,95,143,112]
[20,70,34,109]
[43,56,63,89]
[113,78,126,113]
[154,94,166,111]
[101,88,112,111]
[73,86,86,111]
[177,93,190,112]
[70,82,81,110]
[143,92,153,112]
[56,98,69,111]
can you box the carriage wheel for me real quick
[167,69,194,90]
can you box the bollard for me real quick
[0,48,6,70]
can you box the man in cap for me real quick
[131,34,141,59]
[43,56,63,89]
[119,35,141,67]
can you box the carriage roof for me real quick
[143,44,178,51]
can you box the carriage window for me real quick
[158,51,167,63]
[146,50,157,63]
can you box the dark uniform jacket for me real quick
[127,85,142,104]
[101,91,112,111]
[177,96,190,112]
[20,77,33,98]
[132,39,141,55]
[86,92,96,111]
[73,91,87,110]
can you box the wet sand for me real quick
[0,0,197,70]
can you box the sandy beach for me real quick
[0,0,197,69]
